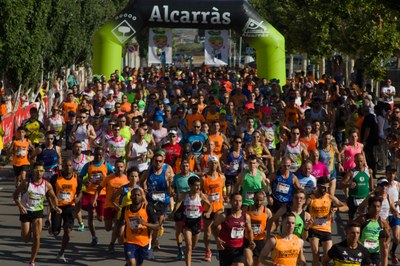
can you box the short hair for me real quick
[188,176,200,186]
[368,196,383,207]
[293,188,306,196]
[115,159,125,166]
[247,154,258,162]
[33,161,44,169]
[127,167,139,176]
[317,176,330,185]
[230,192,242,201]
[345,222,361,231]
[281,212,296,222]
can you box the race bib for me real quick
[129,217,142,229]
[209,192,220,202]
[231,227,244,239]
[354,198,364,206]
[246,191,255,200]
[16,148,27,157]
[251,224,261,235]
[364,239,378,250]
[58,191,71,202]
[90,173,102,184]
[230,162,239,171]
[185,207,200,218]
[152,192,166,202]
[276,182,290,194]
[29,196,42,208]
[314,216,328,226]
[43,170,54,180]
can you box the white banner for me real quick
[205,30,229,66]
[148,29,172,65]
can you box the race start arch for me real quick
[93,0,286,83]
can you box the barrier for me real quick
[1,113,14,145]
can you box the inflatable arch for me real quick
[93,0,286,83]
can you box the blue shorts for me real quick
[389,215,400,227]
[124,243,149,264]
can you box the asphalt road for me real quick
[0,164,396,266]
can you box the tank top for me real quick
[253,143,263,156]
[224,149,244,176]
[54,174,78,206]
[271,234,301,266]
[146,164,170,204]
[284,141,302,172]
[301,135,317,153]
[86,160,107,195]
[72,154,88,174]
[245,205,268,240]
[119,183,140,206]
[286,205,306,238]
[12,139,30,166]
[183,193,203,219]
[21,179,47,211]
[343,143,363,171]
[219,211,247,248]
[310,108,324,121]
[242,170,263,206]
[208,133,224,157]
[107,136,126,161]
[380,196,390,220]
[319,145,336,174]
[49,115,63,136]
[243,130,253,144]
[360,217,383,254]
[309,193,332,233]
[205,112,219,125]
[124,203,150,247]
[120,126,132,144]
[261,124,277,149]
[74,123,90,151]
[388,181,400,213]
[349,168,370,200]
[203,174,224,213]
[37,145,59,175]
[272,171,294,204]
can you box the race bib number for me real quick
[152,192,166,202]
[246,191,255,200]
[43,170,54,180]
[209,192,220,202]
[16,148,27,157]
[129,217,142,229]
[90,173,102,184]
[354,198,364,206]
[29,196,42,208]
[230,162,239,171]
[276,182,290,194]
[314,216,328,226]
[251,224,261,235]
[185,207,200,218]
[364,239,378,250]
[58,191,71,202]
[231,227,244,239]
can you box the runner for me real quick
[305,176,348,266]
[212,193,255,266]
[13,162,61,266]
[122,188,160,266]
[201,155,226,262]
[50,159,82,262]
[322,222,373,266]
[93,159,129,253]
[173,176,212,266]
[71,110,96,154]
[79,147,114,245]
[222,135,245,199]
[105,125,126,166]
[35,131,62,181]
[296,160,317,195]
[21,107,46,147]
[386,166,400,264]
[260,212,306,266]
[46,106,65,147]
[278,126,308,172]
[244,191,272,266]
[10,126,34,187]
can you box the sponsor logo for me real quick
[242,18,269,37]
[111,20,136,43]
[149,5,231,25]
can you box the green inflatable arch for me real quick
[93,0,286,83]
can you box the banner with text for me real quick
[204,30,229,66]
[148,29,172,65]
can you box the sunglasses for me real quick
[35,169,45,172]
[235,141,242,144]
[80,116,87,119]
[193,126,201,128]
[46,137,54,140]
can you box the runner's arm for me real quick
[200,192,213,217]
[46,181,61,213]
[110,186,124,210]
[266,205,285,238]
[211,213,226,246]
[297,238,306,266]
[13,181,28,214]
[339,170,353,189]
[259,236,277,266]
[292,174,303,190]
[234,170,245,193]
[330,194,348,212]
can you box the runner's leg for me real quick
[30,218,42,264]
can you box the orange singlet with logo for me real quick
[203,174,224,213]
[271,234,301,266]
[85,161,107,195]
[208,133,223,158]
[55,174,78,206]
[124,203,150,247]
[12,139,30,166]
[309,193,332,233]
[245,205,268,241]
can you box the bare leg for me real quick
[87,208,96,237]
[21,222,31,243]
[184,229,193,266]
[309,237,320,266]
[30,218,43,264]
[59,227,72,256]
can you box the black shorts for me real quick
[308,228,332,242]
[225,174,237,186]
[13,165,30,176]
[183,217,202,234]
[370,253,380,266]
[202,211,222,221]
[244,238,265,257]
[218,246,245,266]
[20,210,44,223]
[269,198,286,214]
[51,205,75,233]
[148,200,169,218]
[347,196,363,220]
[173,204,184,222]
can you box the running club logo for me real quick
[242,18,269,37]
[112,20,136,43]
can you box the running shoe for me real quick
[57,253,67,263]
[176,252,184,261]
[204,250,212,262]
[146,249,155,260]
[29,262,35,266]
[392,252,399,265]
[91,236,98,246]
[108,243,115,254]
[77,223,85,232]
[153,241,161,251]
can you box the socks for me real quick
[178,242,183,254]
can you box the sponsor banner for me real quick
[205,30,229,66]
[1,113,14,145]
[148,28,172,65]
[15,104,36,129]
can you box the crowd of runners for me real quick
[6,65,400,266]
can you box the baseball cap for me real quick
[168,130,177,135]
[108,89,114,95]
[208,155,219,162]
[154,116,163,122]
[154,149,166,157]
[377,178,389,186]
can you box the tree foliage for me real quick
[250,0,400,80]
[0,0,130,90]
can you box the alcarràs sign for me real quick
[149,5,231,25]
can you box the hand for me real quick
[141,153,147,161]
[92,201,98,208]
[249,240,256,250]
[204,212,211,219]
[54,207,62,214]
[350,182,356,189]
[305,218,313,228]
[216,238,225,250]
[19,205,27,214]
[338,164,344,173]
[74,197,81,204]
[137,216,145,225]
[113,204,121,212]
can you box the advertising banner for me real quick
[15,104,36,129]
[1,113,14,145]
[148,29,172,65]
[205,30,229,66]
